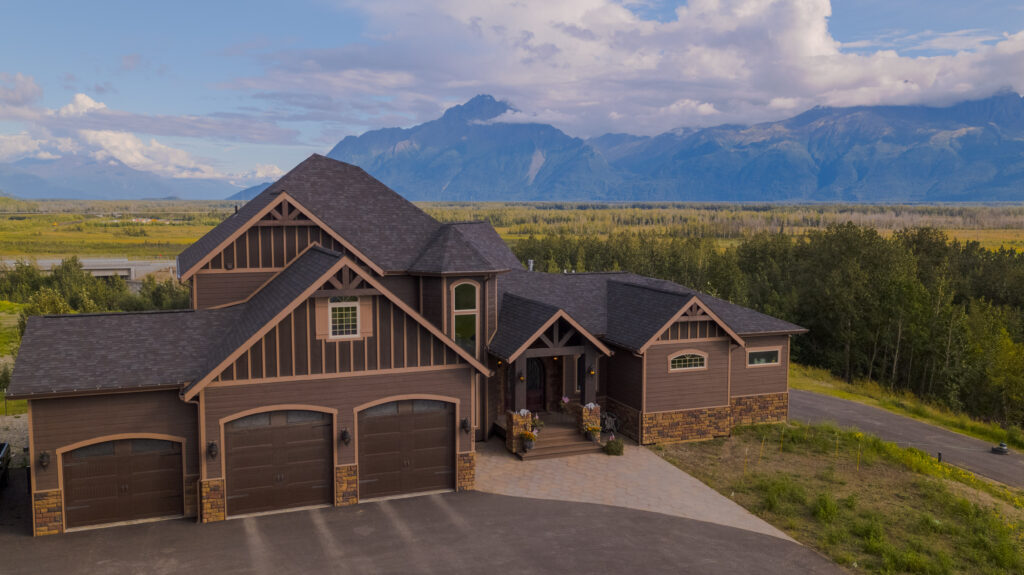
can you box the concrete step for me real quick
[519,441,604,460]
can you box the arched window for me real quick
[669,351,706,371]
[452,282,478,355]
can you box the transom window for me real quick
[748,349,780,366]
[452,282,478,354]
[329,296,359,338]
[670,352,706,371]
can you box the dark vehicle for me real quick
[0,442,10,489]
[992,442,1011,455]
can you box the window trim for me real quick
[328,296,360,340]
[746,346,782,368]
[450,279,480,357]
[667,349,709,372]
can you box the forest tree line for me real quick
[513,223,1024,429]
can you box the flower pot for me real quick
[523,439,535,451]
[588,432,600,443]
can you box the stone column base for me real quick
[505,410,533,454]
[33,489,63,536]
[200,478,226,523]
[335,465,358,506]
[456,452,475,491]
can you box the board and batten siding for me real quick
[194,271,278,309]
[731,335,789,397]
[30,391,199,491]
[202,366,474,477]
[212,295,465,384]
[656,319,728,342]
[644,340,730,412]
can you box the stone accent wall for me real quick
[505,411,533,454]
[456,452,475,491]
[33,490,63,536]
[200,479,226,523]
[603,398,641,442]
[335,465,358,506]
[184,475,199,518]
[641,406,731,444]
[569,403,601,436]
[731,392,788,426]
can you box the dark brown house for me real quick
[9,155,805,536]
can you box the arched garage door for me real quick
[62,438,183,529]
[224,410,333,517]
[357,399,455,500]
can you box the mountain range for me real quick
[2,93,1023,202]
[328,93,1024,202]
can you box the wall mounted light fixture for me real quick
[460,418,471,433]
[206,442,218,459]
[38,451,50,469]
[340,429,352,445]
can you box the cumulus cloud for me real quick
[227,0,1024,136]
[78,129,226,179]
[58,93,108,117]
[0,73,42,106]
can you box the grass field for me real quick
[790,364,1024,451]
[656,422,1024,574]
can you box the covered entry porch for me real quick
[484,296,612,457]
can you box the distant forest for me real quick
[511,223,1024,430]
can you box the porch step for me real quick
[519,423,604,460]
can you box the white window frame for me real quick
[746,346,782,368]
[450,280,480,356]
[328,296,360,339]
[668,349,708,372]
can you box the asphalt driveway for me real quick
[0,470,838,575]
[790,389,1024,489]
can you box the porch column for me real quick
[583,347,598,404]
[565,355,577,398]
[512,358,527,411]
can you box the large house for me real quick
[9,155,805,536]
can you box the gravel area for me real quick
[0,414,28,467]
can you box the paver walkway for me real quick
[791,389,1024,489]
[475,439,792,541]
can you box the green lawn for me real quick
[790,364,1024,450]
[656,422,1024,574]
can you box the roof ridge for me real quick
[608,277,696,298]
[38,308,201,319]
[502,292,562,312]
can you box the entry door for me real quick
[358,400,455,500]
[526,358,546,412]
[224,410,333,517]
[62,439,183,529]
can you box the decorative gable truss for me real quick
[206,258,491,387]
[508,314,611,363]
[644,296,745,351]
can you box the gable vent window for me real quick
[329,296,359,338]
[452,282,478,355]
[669,352,706,371]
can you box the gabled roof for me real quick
[178,155,447,277]
[603,282,698,350]
[488,293,612,362]
[7,307,243,399]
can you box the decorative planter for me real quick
[588,432,600,443]
[523,439,535,451]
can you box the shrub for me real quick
[603,438,624,456]
[813,492,839,524]
[753,474,806,516]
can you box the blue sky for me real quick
[1,0,1022,185]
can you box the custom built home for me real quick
[9,155,804,536]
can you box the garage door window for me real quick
[69,441,115,458]
[130,439,176,454]
[230,412,272,429]
[286,410,327,424]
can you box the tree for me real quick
[18,287,71,336]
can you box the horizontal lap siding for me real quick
[731,335,789,396]
[31,391,198,491]
[203,367,474,476]
[605,348,643,409]
[195,271,277,309]
[214,296,465,383]
[645,340,730,412]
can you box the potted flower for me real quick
[519,430,537,451]
[559,396,571,413]
[532,415,545,432]
[585,425,601,443]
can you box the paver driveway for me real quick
[790,389,1024,489]
[475,439,792,540]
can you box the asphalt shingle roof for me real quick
[179,154,446,276]
[488,294,562,360]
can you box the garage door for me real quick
[62,439,183,529]
[224,410,333,517]
[357,400,454,500]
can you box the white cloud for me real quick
[230,0,1024,136]
[58,93,108,117]
[78,129,225,179]
[0,73,42,106]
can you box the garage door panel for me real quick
[358,400,455,500]
[225,410,333,517]
[62,438,183,529]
